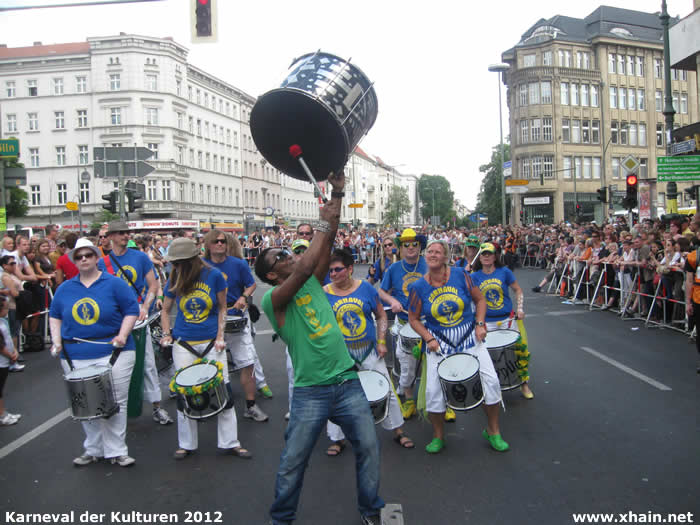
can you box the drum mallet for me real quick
[470,247,482,267]
[289,144,328,204]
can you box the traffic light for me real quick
[623,173,638,210]
[596,187,607,203]
[125,188,144,212]
[192,0,216,41]
[102,191,118,213]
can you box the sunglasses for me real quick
[98,236,106,239]
[5,261,16,266]
[213,238,227,245]
[75,252,96,261]
[329,266,347,274]
[292,248,307,255]
[383,243,394,248]
[481,251,495,256]
[402,242,419,248]
[268,249,291,272]
[298,231,313,237]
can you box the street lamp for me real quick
[488,63,510,226]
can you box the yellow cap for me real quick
[480,242,496,253]
[399,228,417,242]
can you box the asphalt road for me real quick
[1,266,698,525]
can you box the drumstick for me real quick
[72,337,115,345]
[470,247,482,267]
[289,145,328,204]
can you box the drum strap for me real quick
[430,321,474,353]
[177,339,216,359]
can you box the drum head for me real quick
[399,324,420,338]
[357,371,389,403]
[485,329,520,349]
[175,363,218,387]
[226,315,243,321]
[65,365,109,380]
[438,354,479,382]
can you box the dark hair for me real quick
[330,248,354,268]
[296,223,313,234]
[0,255,15,266]
[471,246,503,272]
[64,232,79,249]
[254,247,277,285]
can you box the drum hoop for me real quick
[437,354,480,383]
[291,51,375,84]
[64,364,111,380]
[485,329,520,350]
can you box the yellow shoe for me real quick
[401,399,416,419]
[521,383,534,400]
[444,406,456,422]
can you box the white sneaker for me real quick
[110,455,135,467]
[0,413,18,425]
[284,412,290,421]
[5,412,21,420]
[73,454,101,466]
[9,362,25,372]
[152,407,173,425]
[243,404,269,422]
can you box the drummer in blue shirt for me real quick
[49,238,140,467]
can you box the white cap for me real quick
[68,238,101,263]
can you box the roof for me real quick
[353,146,373,162]
[0,42,89,60]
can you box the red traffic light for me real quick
[626,174,638,186]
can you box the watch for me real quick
[476,321,485,327]
[331,191,345,198]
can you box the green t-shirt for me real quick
[262,275,357,387]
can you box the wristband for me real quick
[426,338,436,344]
[157,295,164,300]
[377,339,386,345]
[331,191,345,198]
[315,220,331,233]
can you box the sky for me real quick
[0,0,692,208]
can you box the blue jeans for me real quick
[270,378,384,524]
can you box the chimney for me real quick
[33,41,42,46]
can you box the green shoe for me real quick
[258,385,273,399]
[425,438,445,454]
[482,429,509,452]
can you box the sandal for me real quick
[326,441,346,457]
[173,448,195,460]
[226,447,252,459]
[425,437,445,454]
[393,434,415,449]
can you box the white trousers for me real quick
[397,344,418,391]
[424,340,502,413]
[141,328,173,404]
[172,342,240,450]
[327,353,404,442]
[61,351,135,459]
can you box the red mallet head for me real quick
[289,144,303,158]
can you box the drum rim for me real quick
[485,329,520,349]
[437,353,480,383]
[290,51,378,93]
[175,362,219,387]
[64,364,111,379]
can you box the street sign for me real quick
[505,186,528,194]
[621,155,640,174]
[671,139,697,156]
[264,206,275,216]
[0,139,19,158]
[65,202,79,211]
[503,161,512,178]
[245,214,255,220]
[3,167,26,186]
[613,190,627,198]
[657,155,700,182]
[505,179,528,186]
[126,181,146,199]
[93,147,154,162]
[349,203,363,208]
[94,161,155,178]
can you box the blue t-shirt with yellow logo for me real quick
[325,280,378,364]
[408,267,476,354]
[380,257,427,321]
[49,272,140,360]
[98,248,155,302]
[164,266,227,342]
[203,255,255,315]
[471,266,515,321]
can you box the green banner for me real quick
[0,207,6,232]
[657,155,700,182]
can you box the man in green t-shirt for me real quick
[256,171,383,525]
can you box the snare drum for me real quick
[224,315,248,334]
[485,329,523,391]
[357,370,390,424]
[437,354,484,411]
[64,365,119,420]
[398,324,421,355]
[172,361,228,420]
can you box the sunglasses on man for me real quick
[268,249,292,272]
[402,242,419,248]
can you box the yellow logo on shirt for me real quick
[180,282,213,324]
[116,264,137,285]
[72,298,100,326]
[401,272,422,298]
[428,286,464,327]
[333,297,367,340]
[479,278,504,310]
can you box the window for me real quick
[574,157,582,179]
[612,157,620,179]
[146,74,157,91]
[562,118,570,143]
[620,122,628,145]
[560,82,569,105]
[232,130,237,147]
[30,185,40,206]
[190,183,196,202]
[582,120,590,143]
[610,87,617,109]
[188,85,193,100]
[656,124,664,147]
[629,123,637,146]
[543,51,552,66]
[520,120,528,144]
[619,87,626,110]
[559,49,571,67]
[54,111,65,129]
[628,88,635,111]
[214,186,219,205]
[199,184,204,203]
[540,81,552,104]
[608,53,616,73]
[212,124,217,141]
[204,121,209,139]
[235,189,240,206]
[572,119,581,143]
[521,158,530,180]
[671,68,679,81]
[6,114,16,133]
[543,155,553,179]
[78,145,88,164]
[6,81,15,98]
[27,79,37,96]
[528,82,539,105]
[571,83,579,105]
[581,84,589,106]
[176,112,183,129]
[591,120,600,144]
[204,93,209,107]
[532,156,542,180]
[176,80,181,97]
[189,148,194,166]
[654,58,662,78]
[531,118,541,142]
[543,117,552,142]
[583,157,591,179]
[196,119,202,136]
[639,158,648,179]
[593,157,601,179]
[197,151,202,168]
[213,155,218,172]
[672,92,679,113]
[681,93,688,114]
[56,146,66,166]
[146,108,158,126]
[162,180,171,200]
[626,55,634,76]
[617,54,625,75]
[77,109,88,128]
[28,112,38,131]
[188,116,194,133]
[76,76,87,93]
[576,51,585,69]
[147,180,158,200]
[109,74,120,91]
[523,54,535,67]
[57,184,67,205]
[205,153,211,170]
[30,148,39,167]
[637,89,645,110]
[196,89,201,104]
[563,156,572,179]
[234,159,238,175]
[53,78,63,95]
[110,107,121,125]
[80,183,89,204]
[655,90,662,112]
[591,85,599,107]
[636,56,644,77]
[611,121,619,144]
[639,123,646,146]
[207,185,212,204]
[519,84,528,106]
[147,143,158,160]
[179,182,185,202]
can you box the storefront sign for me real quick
[638,182,651,221]
[127,220,199,230]
[523,196,550,205]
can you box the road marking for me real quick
[525,310,588,318]
[0,408,71,460]
[580,346,672,391]
[255,329,274,335]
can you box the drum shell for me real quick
[174,363,229,420]
[437,354,484,411]
[398,324,421,355]
[357,370,390,425]
[250,52,378,182]
[485,329,523,391]
[64,365,119,420]
[224,315,247,334]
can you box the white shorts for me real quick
[224,311,256,369]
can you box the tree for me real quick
[92,210,119,230]
[475,142,511,225]
[384,185,412,228]
[6,187,28,219]
[417,175,454,225]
